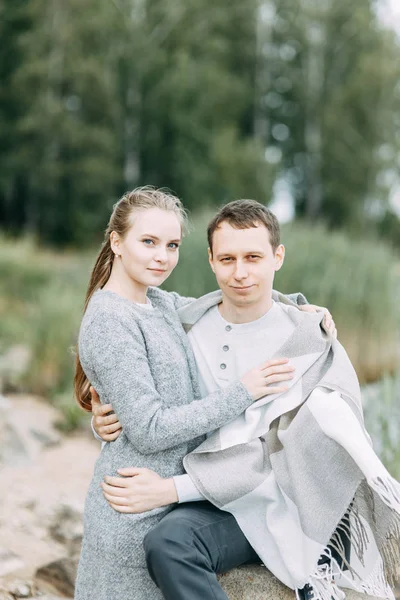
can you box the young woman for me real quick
[73,187,297,600]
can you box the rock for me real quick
[29,429,61,449]
[0,590,14,600]
[35,557,78,598]
[6,581,32,598]
[0,548,24,577]
[48,504,83,558]
[0,345,32,389]
[218,565,378,600]
[0,420,29,467]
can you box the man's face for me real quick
[208,221,285,308]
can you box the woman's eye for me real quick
[143,239,154,245]
[168,243,179,249]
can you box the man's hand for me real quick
[298,304,337,339]
[91,387,122,442]
[101,468,178,513]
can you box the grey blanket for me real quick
[182,303,400,600]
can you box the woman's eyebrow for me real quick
[141,234,181,243]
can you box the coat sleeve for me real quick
[82,313,253,455]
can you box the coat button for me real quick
[225,325,232,332]
[220,363,227,370]
[223,345,229,352]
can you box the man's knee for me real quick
[144,516,192,564]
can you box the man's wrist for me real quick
[160,478,178,506]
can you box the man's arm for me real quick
[101,468,204,513]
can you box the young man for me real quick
[91,200,339,600]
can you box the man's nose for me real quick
[234,262,248,280]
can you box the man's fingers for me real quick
[100,422,121,434]
[100,413,119,426]
[92,402,114,416]
[299,304,317,313]
[104,429,122,441]
[104,475,130,487]
[90,386,101,406]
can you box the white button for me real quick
[220,363,227,370]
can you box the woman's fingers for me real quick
[104,475,129,487]
[103,492,130,506]
[109,503,135,513]
[265,373,294,385]
[263,385,289,395]
[101,482,128,496]
[260,358,289,370]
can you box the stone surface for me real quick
[35,557,78,598]
[218,565,378,600]
[48,503,83,559]
[0,549,24,578]
[6,581,32,597]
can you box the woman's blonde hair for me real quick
[74,186,187,411]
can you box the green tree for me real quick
[260,0,400,228]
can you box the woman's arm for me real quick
[84,312,286,455]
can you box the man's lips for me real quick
[230,284,255,290]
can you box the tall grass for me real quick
[0,219,399,432]
[165,218,400,382]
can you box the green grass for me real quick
[165,218,400,383]
[0,219,399,436]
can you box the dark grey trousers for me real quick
[144,501,351,600]
[144,501,259,600]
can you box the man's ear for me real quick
[274,244,285,272]
[208,247,216,273]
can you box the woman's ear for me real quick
[110,231,121,256]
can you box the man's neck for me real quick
[218,295,273,324]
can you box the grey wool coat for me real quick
[74,288,257,600]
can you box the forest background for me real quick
[0,0,399,475]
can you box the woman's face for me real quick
[113,207,182,288]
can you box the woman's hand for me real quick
[91,387,122,442]
[298,304,337,338]
[240,358,295,401]
[102,468,178,513]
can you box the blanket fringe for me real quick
[305,563,346,600]
[302,475,400,600]
[368,475,400,589]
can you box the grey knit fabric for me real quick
[74,287,255,600]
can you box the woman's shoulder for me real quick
[82,290,142,333]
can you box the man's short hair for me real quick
[207,199,280,254]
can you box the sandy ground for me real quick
[0,395,99,585]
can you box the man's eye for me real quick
[249,255,260,260]
[221,258,232,262]
[143,239,154,245]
